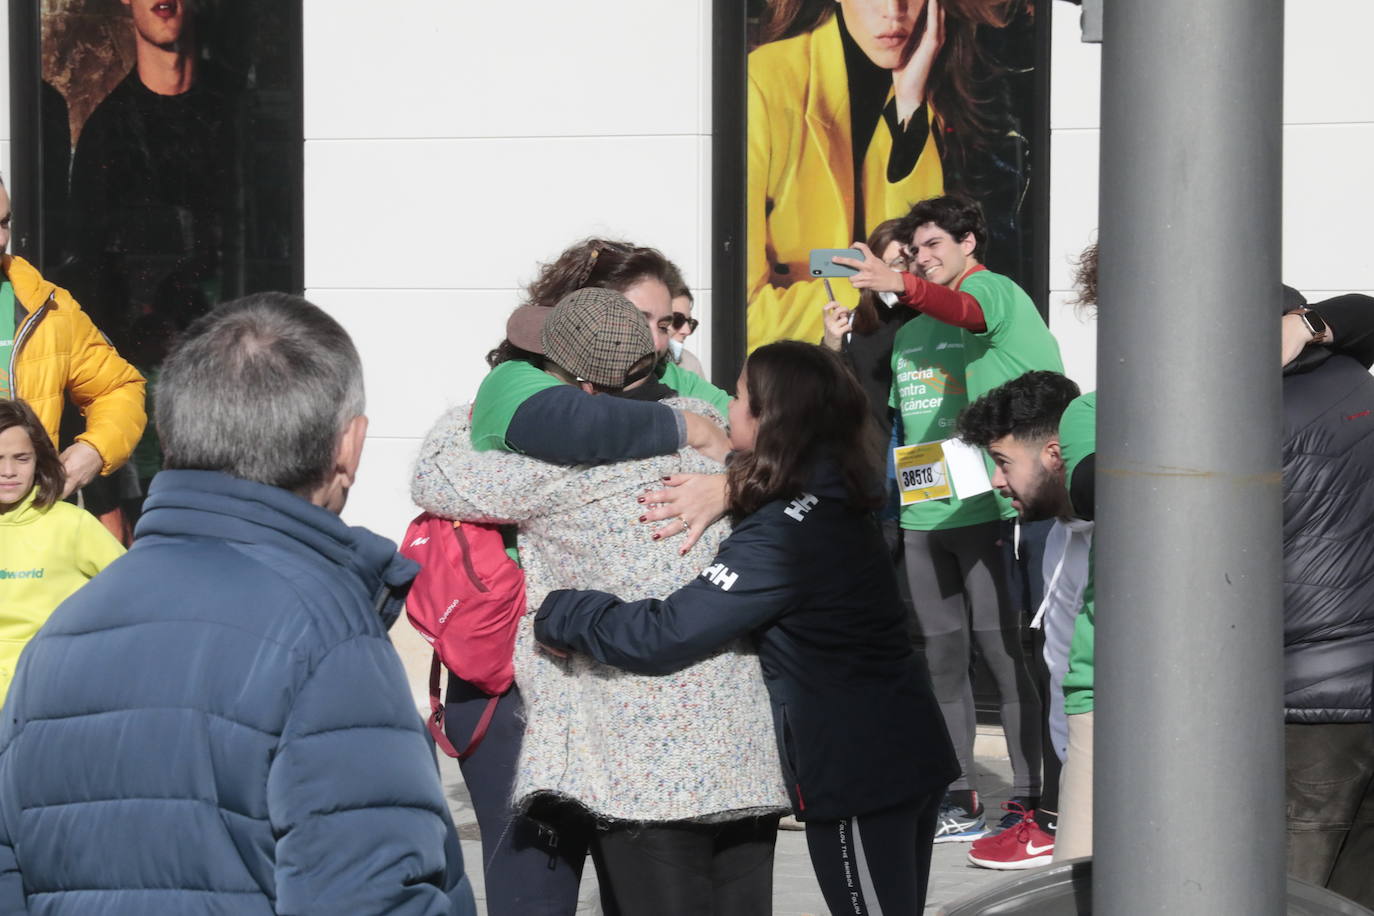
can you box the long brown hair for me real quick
[850,218,909,335]
[757,0,1017,166]
[0,399,65,510]
[728,341,882,516]
[487,239,680,367]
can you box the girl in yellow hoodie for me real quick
[0,399,124,703]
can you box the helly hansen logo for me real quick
[702,563,739,591]
[784,493,819,522]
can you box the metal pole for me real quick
[1096,0,1286,913]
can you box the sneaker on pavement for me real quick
[987,796,1034,836]
[966,805,1055,870]
[933,801,987,844]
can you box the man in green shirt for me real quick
[841,196,1063,842]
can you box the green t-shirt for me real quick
[890,315,1002,530]
[0,281,15,400]
[469,358,732,453]
[1058,392,1098,715]
[658,361,731,414]
[960,269,1065,401]
[469,360,563,452]
[890,270,1064,531]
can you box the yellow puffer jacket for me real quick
[4,254,147,475]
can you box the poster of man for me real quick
[36,0,302,499]
[746,0,1040,352]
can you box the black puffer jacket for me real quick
[1282,350,1374,723]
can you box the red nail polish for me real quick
[652,533,661,541]
[637,496,646,503]
[662,476,671,481]
[638,515,647,522]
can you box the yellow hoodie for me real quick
[0,489,124,702]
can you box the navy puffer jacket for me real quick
[0,470,474,915]
[1283,353,1374,724]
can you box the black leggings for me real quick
[904,521,1042,797]
[592,817,780,916]
[804,793,942,915]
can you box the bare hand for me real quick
[892,0,945,126]
[639,472,728,555]
[538,641,570,659]
[59,442,104,498]
[822,301,852,351]
[683,411,730,464]
[834,242,906,294]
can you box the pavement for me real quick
[436,734,1026,914]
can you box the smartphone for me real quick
[809,248,863,278]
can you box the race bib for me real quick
[894,442,952,505]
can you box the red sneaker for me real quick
[966,803,1055,870]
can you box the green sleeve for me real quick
[1059,392,1097,490]
[1061,543,1096,715]
[659,361,732,414]
[469,361,563,452]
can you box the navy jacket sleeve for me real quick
[267,633,474,916]
[534,516,795,675]
[505,385,684,464]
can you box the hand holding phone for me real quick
[810,248,864,278]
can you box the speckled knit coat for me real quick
[411,399,789,823]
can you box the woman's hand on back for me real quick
[638,473,729,555]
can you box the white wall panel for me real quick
[342,435,426,548]
[1283,124,1374,292]
[1284,1,1374,125]
[303,0,706,140]
[312,287,513,440]
[1049,290,1097,393]
[1049,4,1100,131]
[304,136,703,290]
[1047,129,1099,292]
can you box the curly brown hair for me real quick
[0,399,65,511]
[757,0,1017,167]
[487,239,681,367]
[727,341,882,516]
[1068,241,1098,310]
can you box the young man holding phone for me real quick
[836,195,1062,844]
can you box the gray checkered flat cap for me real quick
[541,287,654,388]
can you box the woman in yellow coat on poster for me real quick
[747,0,1016,352]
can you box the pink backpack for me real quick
[400,513,527,759]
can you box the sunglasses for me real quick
[671,313,699,333]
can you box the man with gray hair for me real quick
[0,293,474,915]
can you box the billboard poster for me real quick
[741,0,1047,354]
[11,0,303,494]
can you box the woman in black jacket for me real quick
[535,340,958,915]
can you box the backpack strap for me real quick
[426,652,500,761]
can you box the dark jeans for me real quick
[1004,517,1060,812]
[445,676,593,916]
[593,816,779,916]
[804,792,942,915]
[1286,722,1374,908]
